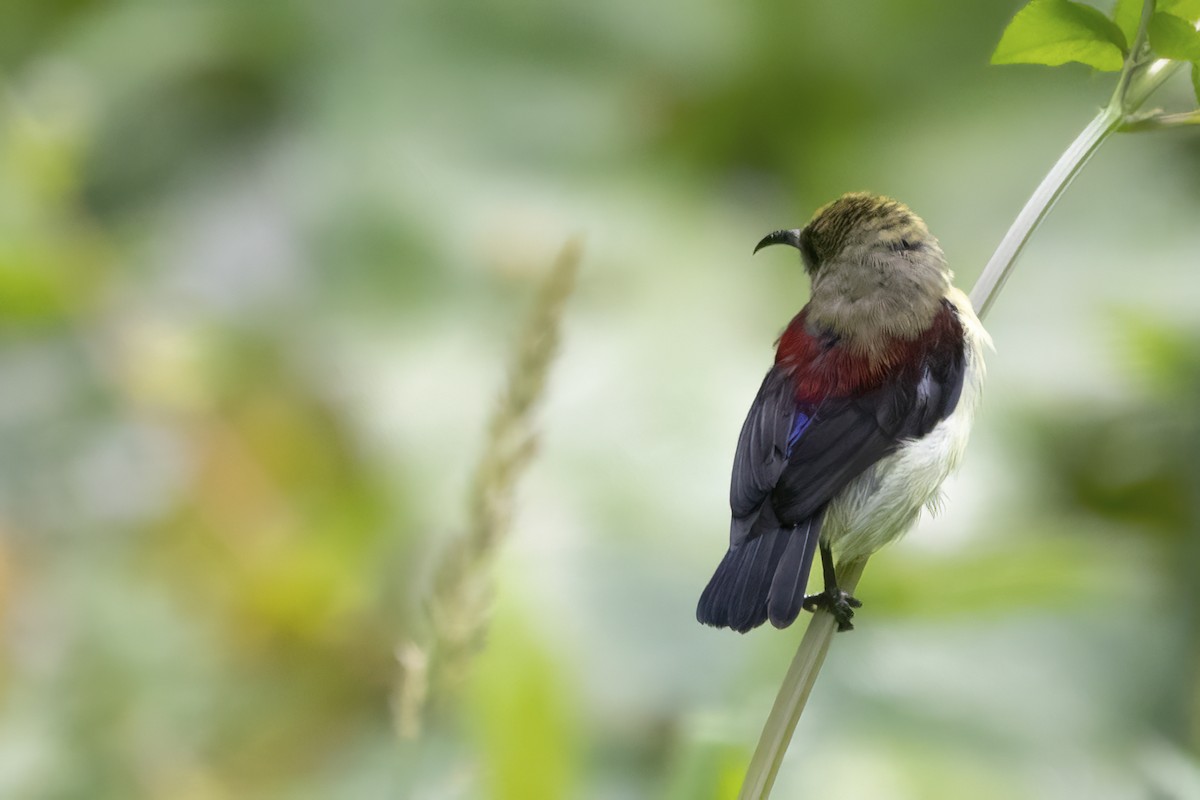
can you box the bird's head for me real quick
[755,192,943,275]
[755,193,953,346]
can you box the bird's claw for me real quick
[802,589,862,632]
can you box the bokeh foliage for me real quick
[1,0,1199,798]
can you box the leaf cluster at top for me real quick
[993,0,1200,100]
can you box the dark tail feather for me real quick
[767,516,821,628]
[697,512,824,633]
[696,533,779,633]
[696,547,739,629]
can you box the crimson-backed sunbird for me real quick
[697,193,989,633]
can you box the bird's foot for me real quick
[802,589,863,632]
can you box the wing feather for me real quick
[729,369,796,520]
[729,302,968,541]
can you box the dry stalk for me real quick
[395,238,582,738]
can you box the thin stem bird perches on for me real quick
[737,2,1191,797]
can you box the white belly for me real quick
[824,294,988,561]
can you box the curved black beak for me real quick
[753,228,803,254]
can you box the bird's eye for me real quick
[798,230,820,268]
[890,238,920,253]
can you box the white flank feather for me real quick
[824,288,990,561]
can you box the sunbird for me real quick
[697,193,989,633]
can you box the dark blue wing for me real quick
[704,373,825,631]
[729,303,968,541]
[702,301,968,632]
[770,324,968,526]
[727,369,811,545]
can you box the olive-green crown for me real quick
[799,192,932,270]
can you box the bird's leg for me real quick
[802,541,862,632]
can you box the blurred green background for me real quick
[2,0,1200,798]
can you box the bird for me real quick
[696,192,989,633]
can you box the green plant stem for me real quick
[1121,108,1200,130]
[970,62,1184,320]
[968,103,1118,319]
[736,3,1189,797]
[972,0,1180,320]
[736,558,866,800]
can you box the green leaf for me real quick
[1162,0,1200,24]
[1193,61,1200,103]
[470,602,579,800]
[993,0,1129,71]
[1149,11,1200,59]
[1115,1,1200,47]
[1113,0,1145,44]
